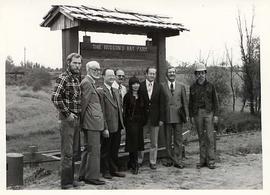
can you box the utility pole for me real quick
[24,47,26,67]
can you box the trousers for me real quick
[164,123,183,165]
[194,109,215,165]
[79,129,101,180]
[138,120,159,165]
[60,117,80,186]
[100,130,121,174]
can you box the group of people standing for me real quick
[51,53,219,189]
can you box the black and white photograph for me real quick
[1,0,269,192]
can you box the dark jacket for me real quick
[123,92,145,152]
[123,92,146,126]
[189,80,219,117]
[138,80,164,126]
[160,81,188,124]
[80,75,105,131]
[97,84,125,133]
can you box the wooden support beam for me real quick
[62,27,79,70]
[147,32,167,148]
[149,32,167,83]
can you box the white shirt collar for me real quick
[146,79,154,86]
[168,80,176,87]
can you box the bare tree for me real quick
[236,8,260,115]
[196,50,211,65]
[225,46,236,112]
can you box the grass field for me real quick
[6,86,58,148]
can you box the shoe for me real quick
[208,163,216,169]
[73,180,85,188]
[174,163,184,169]
[127,161,132,170]
[162,161,173,167]
[131,165,139,175]
[111,171,126,177]
[103,173,113,179]
[196,163,207,169]
[132,168,139,175]
[61,184,73,189]
[149,163,157,170]
[78,176,85,182]
[84,179,105,185]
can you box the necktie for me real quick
[119,85,122,100]
[148,82,153,98]
[170,82,174,95]
[110,87,115,101]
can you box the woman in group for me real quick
[123,76,145,175]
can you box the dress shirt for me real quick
[167,80,176,91]
[146,79,154,99]
[112,81,127,100]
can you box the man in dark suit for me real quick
[79,61,105,185]
[98,68,126,179]
[160,66,189,169]
[138,67,164,170]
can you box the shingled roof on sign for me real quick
[41,5,189,36]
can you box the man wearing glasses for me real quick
[79,61,106,185]
[112,69,127,102]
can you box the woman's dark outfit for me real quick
[123,92,145,174]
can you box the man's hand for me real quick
[186,117,190,123]
[213,116,219,124]
[102,129,109,138]
[67,113,77,122]
[159,121,164,126]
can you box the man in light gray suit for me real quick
[79,61,105,185]
[98,68,126,179]
[161,66,189,169]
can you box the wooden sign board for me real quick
[80,42,157,86]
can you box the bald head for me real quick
[86,61,101,79]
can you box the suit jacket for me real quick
[80,75,105,131]
[97,84,125,133]
[139,80,164,126]
[161,80,189,124]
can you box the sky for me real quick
[0,0,266,69]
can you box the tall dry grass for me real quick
[6,85,59,137]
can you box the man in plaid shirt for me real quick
[51,53,84,189]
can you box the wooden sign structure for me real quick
[80,40,157,84]
[41,5,188,83]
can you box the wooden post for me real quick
[149,32,166,83]
[83,35,91,43]
[149,32,167,147]
[214,130,217,154]
[7,153,24,186]
[62,27,79,71]
[28,145,38,168]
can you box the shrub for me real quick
[32,80,42,91]
[25,69,51,90]
[219,111,261,133]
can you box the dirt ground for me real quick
[13,131,262,190]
